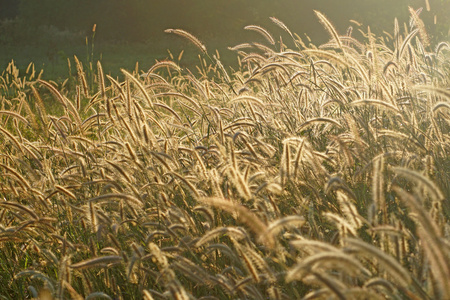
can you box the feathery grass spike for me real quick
[165,29,207,54]
[314,10,343,50]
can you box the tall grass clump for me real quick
[0,8,449,299]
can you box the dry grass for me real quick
[0,8,449,300]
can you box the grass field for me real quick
[0,10,449,300]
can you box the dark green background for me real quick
[1,0,448,78]
[3,0,450,40]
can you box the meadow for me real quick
[0,9,449,299]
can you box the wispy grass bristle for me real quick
[244,25,275,45]
[164,29,207,54]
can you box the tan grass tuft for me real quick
[70,256,123,269]
[165,29,207,54]
[314,11,343,50]
[200,197,275,249]
[244,25,275,45]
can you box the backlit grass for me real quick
[0,10,449,300]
